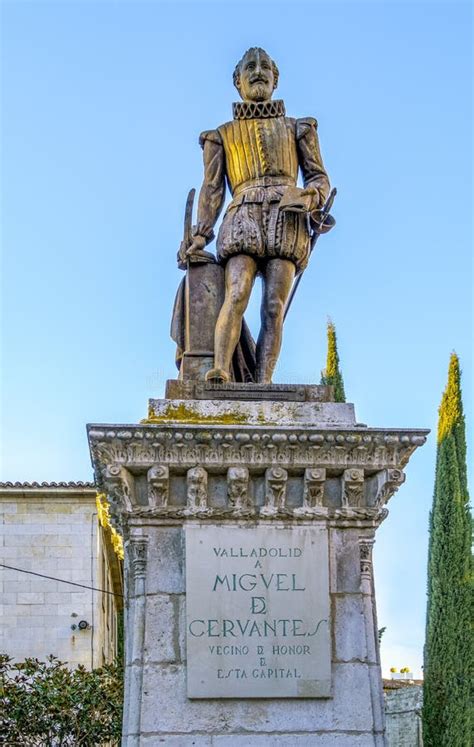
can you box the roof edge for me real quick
[0,480,96,490]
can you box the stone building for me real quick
[384,679,423,746]
[0,479,426,742]
[0,481,123,668]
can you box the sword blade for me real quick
[183,188,195,247]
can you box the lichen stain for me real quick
[141,402,256,426]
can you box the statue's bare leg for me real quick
[256,258,295,383]
[208,254,258,381]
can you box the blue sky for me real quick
[1,1,472,677]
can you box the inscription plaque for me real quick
[185,525,331,698]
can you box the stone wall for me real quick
[0,484,122,668]
[385,686,423,746]
[124,523,385,745]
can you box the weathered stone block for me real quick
[140,738,212,746]
[178,594,186,662]
[145,528,184,594]
[368,664,385,733]
[0,592,16,605]
[17,592,45,605]
[143,594,177,663]
[147,398,356,428]
[385,685,423,746]
[330,529,362,593]
[334,595,368,663]
[44,591,72,605]
[140,663,374,734]
[212,736,376,746]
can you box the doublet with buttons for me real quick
[195,99,330,273]
[217,116,299,193]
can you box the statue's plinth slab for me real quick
[87,394,428,745]
[165,379,334,402]
[147,394,356,428]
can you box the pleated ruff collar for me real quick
[232,99,286,120]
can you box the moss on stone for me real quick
[141,401,252,425]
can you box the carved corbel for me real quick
[374,468,405,507]
[294,468,326,516]
[261,467,288,515]
[147,465,169,508]
[342,468,364,508]
[303,467,326,508]
[102,464,136,527]
[185,466,209,514]
[227,466,251,513]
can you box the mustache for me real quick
[249,75,268,84]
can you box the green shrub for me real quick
[0,654,123,746]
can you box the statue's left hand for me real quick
[186,235,207,256]
[300,187,320,212]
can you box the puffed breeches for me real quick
[216,199,311,273]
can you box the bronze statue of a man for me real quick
[186,47,330,384]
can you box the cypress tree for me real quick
[321,319,346,402]
[423,353,473,746]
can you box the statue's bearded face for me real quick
[238,50,275,102]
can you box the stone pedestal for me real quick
[87,384,427,746]
[180,263,225,381]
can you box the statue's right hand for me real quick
[186,235,207,256]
